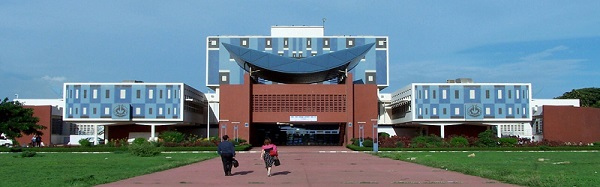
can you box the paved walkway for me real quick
[98,146,520,187]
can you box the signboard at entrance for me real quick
[290,116,317,122]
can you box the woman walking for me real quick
[260,138,277,177]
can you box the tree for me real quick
[555,88,600,108]
[0,98,45,139]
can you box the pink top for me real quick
[262,144,277,152]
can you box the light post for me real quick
[358,122,365,147]
[371,119,379,153]
[232,122,240,141]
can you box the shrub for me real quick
[128,143,162,157]
[233,138,247,145]
[132,138,147,145]
[363,139,374,147]
[379,136,411,148]
[449,136,469,147]
[378,132,390,138]
[79,138,92,147]
[20,151,37,157]
[9,147,23,152]
[498,137,518,147]
[411,134,444,148]
[475,130,498,147]
[159,131,185,143]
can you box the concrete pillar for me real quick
[497,125,502,138]
[151,124,156,141]
[440,125,445,138]
[93,124,98,145]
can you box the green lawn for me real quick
[0,152,218,187]
[376,151,600,187]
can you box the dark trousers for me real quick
[220,153,234,175]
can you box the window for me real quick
[83,108,87,115]
[516,90,520,99]
[160,90,163,99]
[149,108,153,115]
[324,40,328,45]
[485,107,490,115]
[83,90,87,99]
[136,107,140,115]
[424,90,428,99]
[266,40,270,45]
[443,108,447,115]
[174,108,177,115]
[454,108,460,115]
[498,108,503,115]
[418,91,421,99]
[69,90,73,98]
[433,108,437,115]
[454,90,459,99]
[485,90,490,99]
[517,108,520,114]
[425,108,428,115]
[105,90,110,98]
[442,90,447,99]
[149,90,154,99]
[419,108,422,115]
[69,108,72,115]
[221,76,227,82]
[508,90,512,99]
[75,90,79,99]
[469,90,475,99]
[348,40,353,46]
[167,90,171,99]
[93,89,97,99]
[135,90,140,99]
[120,89,126,99]
[159,108,163,115]
[242,40,247,46]
[432,90,436,99]
[104,107,110,115]
[497,90,503,99]
[508,108,513,115]
[368,76,373,82]
[93,108,97,115]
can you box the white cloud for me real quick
[520,45,569,61]
[41,75,66,82]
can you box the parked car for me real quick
[0,138,13,147]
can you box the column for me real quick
[440,125,445,138]
[151,124,156,141]
[93,124,98,145]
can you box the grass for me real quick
[376,151,600,187]
[0,152,218,187]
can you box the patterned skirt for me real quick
[263,153,275,168]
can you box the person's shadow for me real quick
[232,171,254,176]
[271,171,291,176]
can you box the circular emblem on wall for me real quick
[467,104,482,117]
[114,104,128,117]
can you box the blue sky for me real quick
[1,1,599,100]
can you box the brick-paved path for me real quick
[97,146,520,187]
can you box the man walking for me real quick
[217,135,236,176]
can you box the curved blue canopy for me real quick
[222,42,375,84]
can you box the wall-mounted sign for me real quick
[290,116,317,122]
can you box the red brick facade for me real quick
[542,105,600,143]
[219,73,378,145]
[15,106,52,146]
